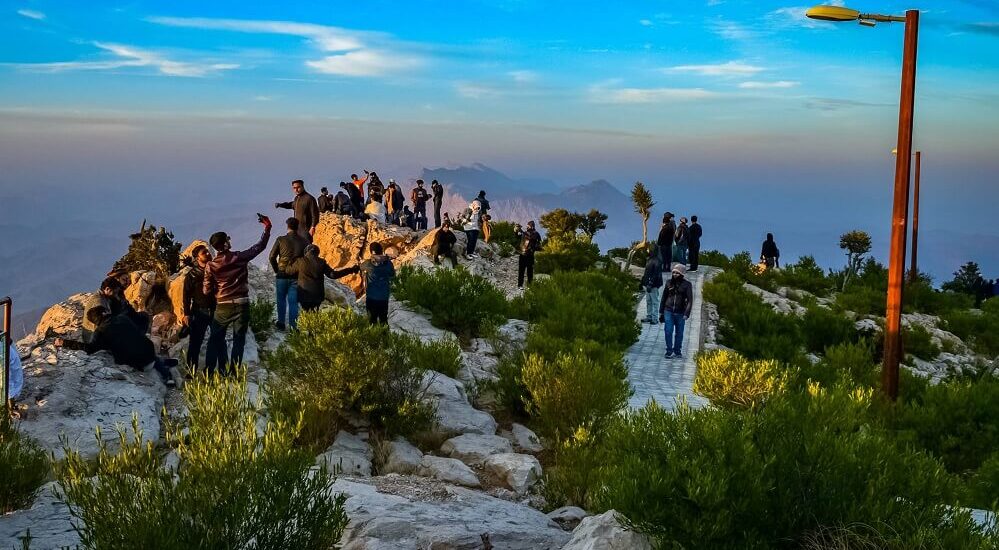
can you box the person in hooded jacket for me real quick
[515,221,542,288]
[761,233,780,269]
[659,263,694,359]
[430,220,459,267]
[359,242,395,325]
[674,217,690,265]
[180,243,216,371]
[334,187,356,217]
[657,212,677,266]
[431,179,444,228]
[284,245,358,311]
[640,248,664,324]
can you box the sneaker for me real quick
[664,351,674,359]
[275,321,286,331]
[674,352,684,360]
[169,366,184,389]
[517,286,524,290]
[165,377,177,389]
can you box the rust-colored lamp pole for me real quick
[910,151,921,282]
[807,5,919,401]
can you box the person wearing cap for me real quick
[317,187,333,213]
[411,180,430,230]
[640,245,664,324]
[203,214,272,375]
[385,180,404,224]
[688,216,703,272]
[284,244,358,312]
[431,179,444,228]
[657,212,676,267]
[430,220,459,267]
[515,221,542,289]
[180,243,216,371]
[274,179,320,242]
[367,174,385,205]
[269,217,307,331]
[659,263,693,359]
[462,197,483,259]
[674,217,690,266]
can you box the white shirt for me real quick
[365,201,387,224]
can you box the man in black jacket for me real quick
[284,245,358,312]
[688,216,703,272]
[317,187,333,213]
[659,263,694,359]
[275,179,320,242]
[411,180,430,230]
[515,221,542,289]
[341,181,364,217]
[657,212,676,267]
[99,276,151,334]
[431,179,444,228]
[180,244,215,371]
[269,218,306,331]
[56,306,178,387]
[430,220,459,267]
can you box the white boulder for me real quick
[441,433,513,465]
[377,437,424,475]
[562,510,653,550]
[417,455,481,488]
[483,453,543,496]
[316,431,373,477]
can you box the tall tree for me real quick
[625,182,655,269]
[942,261,991,305]
[539,209,583,241]
[839,230,872,291]
[579,209,608,241]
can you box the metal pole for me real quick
[882,9,919,401]
[909,151,921,282]
[1,297,10,406]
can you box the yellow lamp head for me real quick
[805,6,862,21]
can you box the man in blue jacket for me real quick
[358,242,395,326]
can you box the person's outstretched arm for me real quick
[237,220,273,262]
[326,263,360,279]
[275,201,293,209]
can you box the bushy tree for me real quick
[942,261,992,306]
[839,230,872,291]
[537,209,600,273]
[579,209,608,241]
[626,182,655,269]
[539,209,584,240]
[112,220,183,277]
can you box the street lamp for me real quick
[893,148,922,283]
[807,5,920,401]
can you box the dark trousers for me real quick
[431,244,458,267]
[366,299,389,326]
[433,201,442,228]
[518,254,535,287]
[299,300,322,313]
[465,230,479,255]
[205,302,250,375]
[689,244,700,271]
[659,245,674,269]
[415,205,428,230]
[186,308,213,369]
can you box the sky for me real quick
[1,0,998,291]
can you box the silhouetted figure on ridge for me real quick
[762,233,780,269]
[688,216,702,272]
[431,179,444,228]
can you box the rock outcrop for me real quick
[423,371,498,438]
[483,453,543,496]
[0,482,79,549]
[417,455,481,488]
[441,433,513,465]
[562,510,653,550]
[316,431,374,477]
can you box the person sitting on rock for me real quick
[399,205,416,230]
[99,276,151,334]
[359,242,395,326]
[284,245,359,312]
[364,198,388,224]
[179,243,216,372]
[430,220,459,267]
[55,306,180,388]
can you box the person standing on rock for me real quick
[359,242,395,326]
[367,175,385,205]
[657,213,676,267]
[180,244,216,372]
[204,215,272,375]
[688,216,702,272]
[284,245,358,312]
[317,187,333,213]
[431,179,444,228]
[462,197,483,259]
[761,233,780,269]
[340,181,363,217]
[659,263,693,359]
[351,171,369,199]
[411,180,430,230]
[640,248,664,324]
[269,218,306,331]
[674,217,689,266]
[275,179,320,242]
[385,180,403,224]
[56,306,180,388]
[430,220,459,267]
[515,221,542,289]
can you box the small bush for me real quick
[393,265,508,339]
[521,352,631,441]
[488,221,520,250]
[111,222,183,277]
[57,371,349,549]
[697,249,730,269]
[967,453,999,510]
[266,308,443,446]
[815,340,878,387]
[834,285,886,316]
[535,238,601,274]
[800,305,858,355]
[693,350,790,410]
[941,303,999,357]
[703,273,804,364]
[0,414,49,513]
[777,256,833,296]
[249,298,275,341]
[903,324,941,361]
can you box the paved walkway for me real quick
[626,267,711,410]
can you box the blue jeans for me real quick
[664,311,686,354]
[465,230,479,255]
[275,278,299,328]
[645,286,660,322]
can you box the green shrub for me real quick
[57,371,349,549]
[535,238,601,274]
[905,278,974,315]
[815,340,878,387]
[834,285,886,316]
[903,324,942,361]
[697,249,730,269]
[488,220,520,250]
[941,302,999,357]
[265,308,443,445]
[693,350,790,410]
[967,452,999,510]
[0,414,49,513]
[777,256,833,296]
[393,265,508,339]
[800,305,858,355]
[249,298,275,341]
[703,273,804,364]
[521,352,631,441]
[111,222,183,278]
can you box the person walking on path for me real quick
[411,180,430,230]
[275,180,320,242]
[284,244,358,312]
[317,187,333,213]
[204,215,271,375]
[640,249,664,324]
[357,242,395,325]
[269,217,306,331]
[659,263,693,359]
[430,221,459,267]
[674,217,689,266]
[431,179,444,228]
[515,221,542,289]
[179,243,215,371]
[688,216,702,272]
[657,212,677,266]
[462,197,483,259]
[761,233,781,269]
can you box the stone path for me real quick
[626,267,711,410]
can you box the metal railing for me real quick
[1,296,10,405]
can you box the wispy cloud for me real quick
[962,22,999,36]
[456,71,545,100]
[9,42,239,77]
[16,8,45,20]
[147,16,421,77]
[710,19,760,41]
[508,70,538,83]
[589,85,719,104]
[667,61,765,77]
[805,97,891,111]
[639,19,654,27]
[739,80,800,89]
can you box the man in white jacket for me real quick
[462,198,483,259]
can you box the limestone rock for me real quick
[388,300,459,345]
[548,506,589,531]
[124,270,160,312]
[377,437,424,475]
[505,422,544,453]
[334,477,570,549]
[16,347,166,460]
[0,482,78,549]
[743,283,806,316]
[441,433,513,465]
[312,214,424,296]
[484,453,543,496]
[562,510,653,550]
[423,371,497,437]
[497,319,530,349]
[317,431,373,477]
[247,263,275,302]
[417,455,481,488]
[34,293,101,342]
